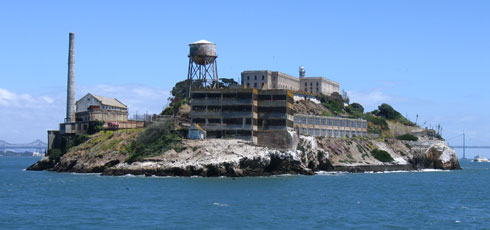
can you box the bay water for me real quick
[1,157,489,229]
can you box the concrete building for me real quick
[75,93,128,123]
[294,114,367,138]
[241,70,299,91]
[189,88,294,141]
[299,77,339,96]
[241,70,339,96]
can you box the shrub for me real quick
[48,149,63,161]
[396,134,418,141]
[88,120,104,134]
[125,121,182,163]
[371,149,394,162]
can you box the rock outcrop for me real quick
[27,131,460,176]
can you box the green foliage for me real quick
[372,103,415,126]
[405,143,412,149]
[375,103,400,120]
[356,144,365,153]
[371,149,394,162]
[319,92,345,115]
[125,121,182,163]
[396,134,419,141]
[88,120,105,135]
[48,149,63,161]
[362,113,389,134]
[346,103,364,117]
[218,78,239,87]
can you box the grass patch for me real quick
[371,149,394,162]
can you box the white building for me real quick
[241,69,339,96]
[75,93,128,123]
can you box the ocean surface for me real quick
[1,157,489,229]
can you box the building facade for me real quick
[189,88,294,140]
[294,114,367,138]
[241,70,339,96]
[75,93,128,123]
[299,77,340,96]
[241,70,300,91]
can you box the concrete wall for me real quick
[299,77,340,96]
[254,130,296,150]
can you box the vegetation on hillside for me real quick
[124,120,184,163]
[371,149,394,162]
[396,134,419,141]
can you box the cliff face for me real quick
[28,130,460,176]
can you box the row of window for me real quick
[299,128,366,137]
[304,82,319,86]
[294,116,367,128]
[246,82,265,88]
[246,75,266,81]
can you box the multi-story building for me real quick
[241,70,300,91]
[294,114,367,138]
[241,70,340,96]
[299,77,339,96]
[189,88,294,140]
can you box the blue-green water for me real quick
[1,157,489,229]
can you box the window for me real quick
[254,83,257,88]
[328,129,333,136]
[305,82,307,86]
[315,129,320,136]
[262,75,265,80]
[315,118,320,125]
[316,82,319,86]
[261,82,264,88]
[333,119,338,126]
[328,119,332,126]
[316,87,319,92]
[305,88,307,91]
[301,117,307,124]
[321,129,327,136]
[321,119,327,125]
[246,83,250,88]
[294,116,299,123]
[254,76,257,80]
[310,82,313,86]
[308,117,314,124]
[247,76,250,80]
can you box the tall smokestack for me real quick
[65,32,75,123]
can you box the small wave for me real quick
[213,202,229,207]
[315,171,347,175]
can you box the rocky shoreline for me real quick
[27,133,461,177]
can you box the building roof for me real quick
[89,94,127,108]
[191,40,214,44]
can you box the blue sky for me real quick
[1,1,489,157]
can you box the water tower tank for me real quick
[189,40,217,65]
[299,66,305,78]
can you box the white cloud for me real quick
[0,84,171,143]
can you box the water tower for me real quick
[187,40,219,92]
[299,66,305,78]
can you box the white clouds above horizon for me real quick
[0,84,170,143]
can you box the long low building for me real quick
[294,114,368,138]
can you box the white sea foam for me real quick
[213,202,229,207]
